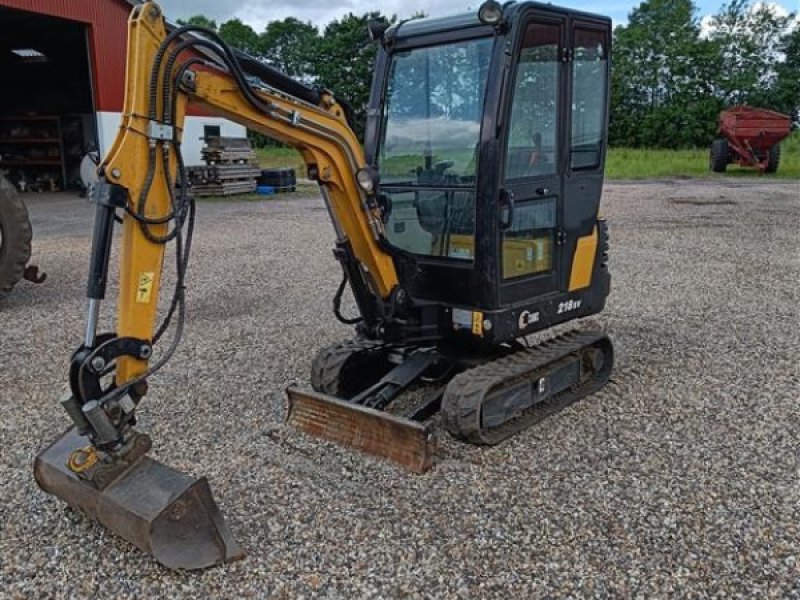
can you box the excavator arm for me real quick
[35,2,402,570]
[106,2,396,385]
[65,2,402,434]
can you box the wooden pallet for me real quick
[191,180,257,196]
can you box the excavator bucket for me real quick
[286,386,436,473]
[34,428,243,570]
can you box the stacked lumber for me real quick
[201,137,257,164]
[189,137,259,197]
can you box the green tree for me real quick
[774,27,800,122]
[610,0,721,147]
[708,0,796,108]
[314,13,391,139]
[176,15,218,31]
[260,18,319,80]
[218,18,260,55]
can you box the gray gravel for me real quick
[1,179,799,598]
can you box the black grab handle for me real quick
[499,188,515,231]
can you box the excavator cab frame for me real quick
[35,1,614,571]
[359,5,611,346]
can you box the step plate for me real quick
[286,386,436,473]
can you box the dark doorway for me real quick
[0,6,97,191]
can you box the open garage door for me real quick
[0,6,97,192]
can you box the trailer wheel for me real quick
[764,144,780,174]
[709,139,729,173]
[0,177,32,300]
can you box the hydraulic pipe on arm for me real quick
[34,1,400,570]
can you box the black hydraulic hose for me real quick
[231,49,322,106]
[128,43,204,242]
[333,272,363,325]
[151,59,199,344]
[161,41,226,123]
[159,27,275,121]
[148,25,202,120]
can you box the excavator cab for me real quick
[35,1,613,571]
[362,5,611,343]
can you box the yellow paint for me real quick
[502,236,552,279]
[135,272,155,303]
[102,4,173,383]
[568,226,598,291]
[445,234,474,259]
[471,311,483,336]
[67,446,99,473]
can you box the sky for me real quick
[156,0,795,31]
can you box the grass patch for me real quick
[255,133,800,182]
[606,131,800,180]
[255,146,307,175]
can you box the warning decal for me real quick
[136,272,155,304]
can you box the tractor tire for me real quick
[0,177,32,300]
[764,144,780,174]
[709,138,729,173]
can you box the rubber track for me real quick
[441,330,613,445]
[310,338,390,397]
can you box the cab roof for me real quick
[387,2,611,43]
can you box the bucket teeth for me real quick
[34,428,243,570]
[286,386,436,473]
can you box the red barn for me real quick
[0,0,245,192]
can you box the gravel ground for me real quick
[1,179,799,598]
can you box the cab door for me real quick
[562,20,610,292]
[497,13,567,306]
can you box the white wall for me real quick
[95,111,248,166]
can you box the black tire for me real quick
[709,138,729,173]
[0,176,32,300]
[764,144,780,174]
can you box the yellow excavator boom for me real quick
[103,2,397,384]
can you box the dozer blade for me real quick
[34,428,243,570]
[286,386,436,473]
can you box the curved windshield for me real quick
[379,37,493,186]
[379,37,493,260]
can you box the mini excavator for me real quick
[35,1,613,569]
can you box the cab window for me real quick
[505,23,560,180]
[378,37,493,260]
[570,28,607,170]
